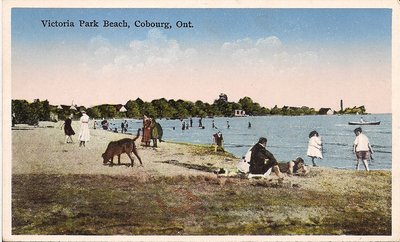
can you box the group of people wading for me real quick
[62,113,374,173]
[244,126,373,180]
[305,127,373,171]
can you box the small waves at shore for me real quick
[96,114,391,170]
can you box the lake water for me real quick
[97,114,392,170]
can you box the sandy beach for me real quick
[12,121,238,177]
[9,121,392,236]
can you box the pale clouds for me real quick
[78,31,325,105]
[83,31,320,80]
[15,29,388,112]
[84,29,198,73]
[220,36,318,72]
[221,36,284,61]
[222,36,283,54]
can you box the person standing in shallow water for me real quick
[124,120,128,133]
[121,120,125,133]
[307,131,323,167]
[353,127,373,171]
[78,111,90,147]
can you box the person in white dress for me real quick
[78,111,90,147]
[307,130,323,167]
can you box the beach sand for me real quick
[12,121,237,178]
[8,121,392,236]
[12,121,338,188]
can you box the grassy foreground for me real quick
[12,170,391,235]
[10,123,392,236]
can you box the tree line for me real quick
[11,97,366,124]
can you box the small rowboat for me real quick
[348,121,380,125]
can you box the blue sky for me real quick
[12,8,391,46]
[11,8,392,113]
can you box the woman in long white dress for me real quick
[307,130,323,167]
[79,111,90,147]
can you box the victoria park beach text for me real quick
[41,19,194,29]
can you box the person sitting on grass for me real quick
[249,137,284,179]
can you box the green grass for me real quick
[12,173,391,235]
[166,140,237,159]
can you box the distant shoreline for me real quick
[12,98,375,126]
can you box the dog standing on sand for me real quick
[102,128,143,167]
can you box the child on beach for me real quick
[353,127,373,171]
[60,114,75,144]
[213,131,224,152]
[307,131,323,167]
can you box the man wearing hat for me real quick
[249,137,284,179]
[79,110,90,147]
[353,127,373,171]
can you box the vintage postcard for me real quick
[2,0,399,241]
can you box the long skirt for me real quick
[142,127,151,143]
[79,123,90,142]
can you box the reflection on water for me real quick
[98,114,392,170]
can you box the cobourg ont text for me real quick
[41,19,194,29]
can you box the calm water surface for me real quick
[99,114,392,170]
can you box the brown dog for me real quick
[102,128,143,167]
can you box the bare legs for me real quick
[64,135,74,144]
[311,157,317,167]
[273,165,285,179]
[356,159,369,171]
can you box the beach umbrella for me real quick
[70,105,77,111]
[57,105,63,110]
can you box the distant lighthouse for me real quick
[340,100,343,112]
